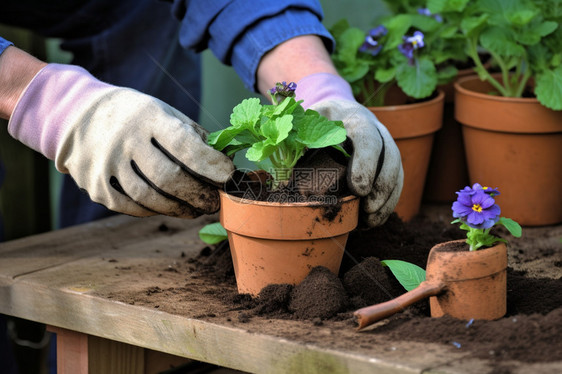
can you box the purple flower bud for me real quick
[269,81,297,103]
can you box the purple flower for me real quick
[359,25,388,56]
[456,183,500,197]
[452,189,501,229]
[417,8,443,23]
[398,31,425,62]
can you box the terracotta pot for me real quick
[455,75,562,226]
[354,239,507,330]
[219,191,359,296]
[369,90,444,221]
[427,240,507,319]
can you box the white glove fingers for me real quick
[106,176,159,217]
[363,164,404,227]
[153,124,234,186]
[125,159,217,218]
[129,155,221,215]
[368,125,403,210]
[346,125,382,196]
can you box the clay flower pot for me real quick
[354,239,507,330]
[369,90,444,221]
[426,239,507,319]
[219,191,359,296]
[454,75,562,226]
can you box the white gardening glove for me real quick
[8,64,234,218]
[296,73,403,227]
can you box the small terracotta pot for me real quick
[369,90,444,221]
[219,191,359,296]
[454,74,562,226]
[354,240,507,330]
[427,240,507,320]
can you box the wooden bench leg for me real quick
[47,326,192,374]
[47,326,88,374]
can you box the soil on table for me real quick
[100,206,562,371]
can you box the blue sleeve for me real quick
[172,0,334,91]
[0,37,14,56]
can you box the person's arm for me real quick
[255,35,338,97]
[0,42,234,219]
[0,44,46,120]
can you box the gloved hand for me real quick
[8,64,234,218]
[296,73,403,227]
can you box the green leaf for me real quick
[230,98,262,129]
[375,66,396,83]
[461,15,489,38]
[396,57,437,99]
[384,14,414,49]
[498,217,522,238]
[246,140,277,162]
[198,222,228,245]
[208,127,251,151]
[535,65,562,110]
[261,115,293,145]
[381,260,426,291]
[428,0,469,13]
[480,26,525,57]
[296,114,347,149]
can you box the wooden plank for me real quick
[0,214,213,280]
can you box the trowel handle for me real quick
[354,281,445,331]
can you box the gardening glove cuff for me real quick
[296,73,403,227]
[8,64,235,218]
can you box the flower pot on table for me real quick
[427,239,507,320]
[369,90,444,221]
[454,75,562,226]
[219,191,359,296]
[353,239,507,329]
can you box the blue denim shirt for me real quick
[172,0,334,90]
[0,37,13,56]
[0,0,334,228]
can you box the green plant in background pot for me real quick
[449,0,562,225]
[330,3,464,221]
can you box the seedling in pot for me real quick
[207,81,349,190]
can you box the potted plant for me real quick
[329,5,464,220]
[451,0,562,225]
[204,82,360,296]
[354,183,522,330]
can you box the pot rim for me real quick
[219,190,359,208]
[367,89,445,112]
[454,74,539,105]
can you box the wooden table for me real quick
[0,214,559,374]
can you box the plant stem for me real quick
[467,38,509,97]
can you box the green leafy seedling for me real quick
[208,94,348,188]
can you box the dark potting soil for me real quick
[190,210,562,364]
[224,147,350,203]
